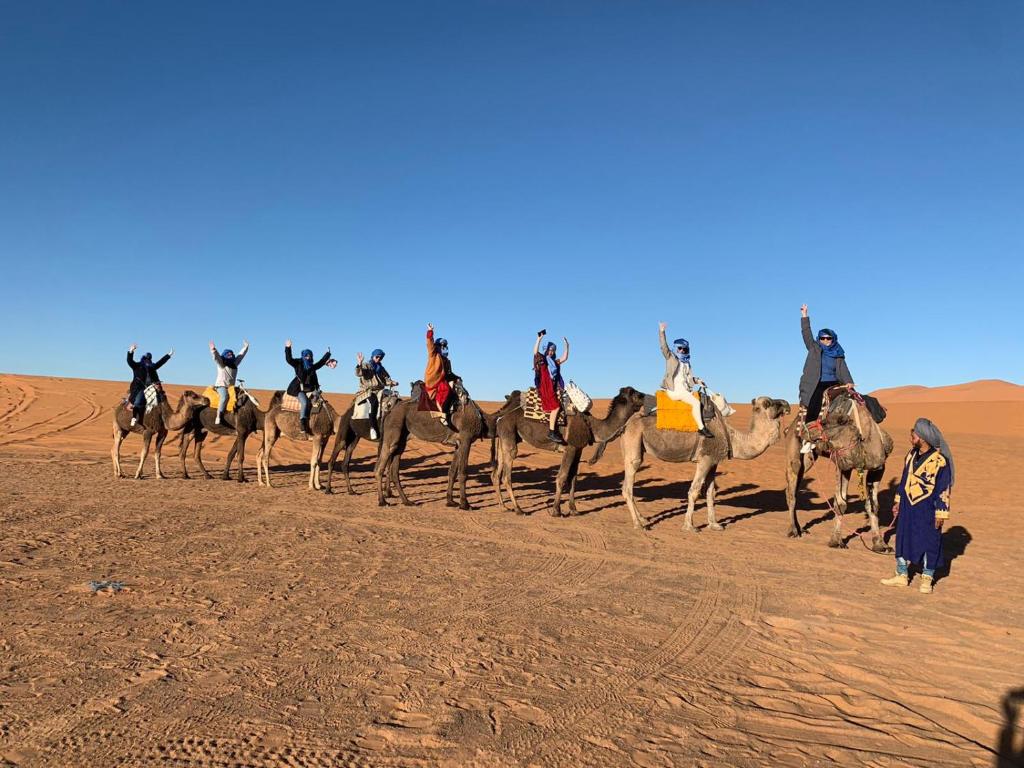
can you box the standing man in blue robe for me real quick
[881,418,955,595]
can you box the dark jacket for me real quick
[127,351,170,398]
[286,347,331,395]
[799,317,853,407]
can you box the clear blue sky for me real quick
[1,1,1021,401]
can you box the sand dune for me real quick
[1,372,1022,766]
[872,378,1024,403]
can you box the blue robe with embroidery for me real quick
[894,448,952,569]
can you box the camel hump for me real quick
[268,391,284,409]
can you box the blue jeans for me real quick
[897,556,934,578]
[297,391,311,420]
[131,390,146,418]
[216,386,229,418]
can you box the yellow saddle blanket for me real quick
[655,390,699,432]
[202,386,237,412]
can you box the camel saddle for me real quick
[354,390,400,421]
[654,390,704,432]
[123,383,165,414]
[520,388,568,426]
[202,386,237,413]
[280,391,326,414]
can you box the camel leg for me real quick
[683,456,714,533]
[195,434,214,480]
[503,440,527,515]
[341,441,358,495]
[112,425,128,479]
[620,434,647,530]
[374,445,393,506]
[179,432,192,479]
[456,441,472,511]
[865,468,887,552]
[309,439,325,491]
[234,434,247,483]
[829,469,850,548]
[551,449,575,517]
[445,448,459,508]
[222,438,236,480]
[491,440,507,511]
[566,451,582,516]
[704,465,723,531]
[391,453,413,506]
[154,431,168,479]
[785,444,812,538]
[324,432,344,495]
[261,430,279,488]
[134,431,153,480]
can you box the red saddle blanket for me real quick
[417,388,443,413]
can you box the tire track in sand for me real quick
[0,390,105,447]
[0,377,37,427]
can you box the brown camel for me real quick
[323,390,401,495]
[257,393,339,490]
[374,379,518,510]
[491,387,647,517]
[178,384,268,482]
[616,396,792,531]
[784,392,894,549]
[111,390,210,479]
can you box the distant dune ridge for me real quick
[870,378,1024,403]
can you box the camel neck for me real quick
[726,415,781,460]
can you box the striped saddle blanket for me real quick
[281,392,325,413]
[520,388,567,426]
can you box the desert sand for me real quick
[1,373,1022,767]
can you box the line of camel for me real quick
[110,380,893,550]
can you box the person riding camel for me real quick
[285,340,335,436]
[126,344,173,428]
[533,329,570,445]
[424,324,456,428]
[798,304,855,454]
[356,348,397,440]
[209,339,249,425]
[658,322,714,438]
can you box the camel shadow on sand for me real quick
[996,687,1024,767]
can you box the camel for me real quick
[784,392,894,549]
[491,387,647,517]
[322,390,401,494]
[256,393,339,490]
[616,396,792,531]
[178,385,267,482]
[374,379,518,510]
[111,389,210,480]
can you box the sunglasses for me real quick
[818,336,833,341]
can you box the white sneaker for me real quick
[215,415,221,425]
[800,441,814,455]
[130,417,137,428]
[369,427,378,440]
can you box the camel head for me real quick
[179,390,211,411]
[610,386,648,416]
[751,396,791,421]
[450,377,471,405]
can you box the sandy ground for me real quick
[1,373,1022,767]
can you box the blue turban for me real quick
[544,342,558,376]
[913,417,955,487]
[370,349,385,375]
[817,328,846,358]
[436,338,449,358]
[672,338,690,364]
[301,349,314,370]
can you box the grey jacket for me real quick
[799,317,853,407]
[659,328,699,392]
[212,342,248,387]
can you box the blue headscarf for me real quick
[221,349,236,368]
[817,329,845,358]
[672,338,690,364]
[436,338,449,358]
[301,349,314,370]
[544,342,558,376]
[913,417,955,488]
[141,352,153,366]
[370,348,385,375]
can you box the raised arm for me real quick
[800,305,815,350]
[314,348,332,370]
[426,325,436,357]
[153,352,172,369]
[533,330,544,356]
[210,341,223,366]
[127,348,138,370]
[234,340,249,365]
[558,336,569,365]
[658,322,671,360]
